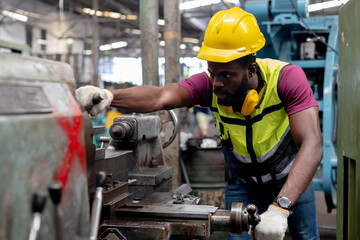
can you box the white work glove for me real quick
[75,85,113,116]
[251,204,289,240]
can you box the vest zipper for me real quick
[245,116,263,184]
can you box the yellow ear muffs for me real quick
[241,89,259,116]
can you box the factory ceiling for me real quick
[1,0,345,58]
[31,0,242,58]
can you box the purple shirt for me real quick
[177,64,318,116]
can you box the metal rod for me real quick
[89,187,103,240]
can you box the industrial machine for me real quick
[246,0,338,213]
[0,52,260,240]
[337,0,360,239]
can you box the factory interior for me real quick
[0,0,358,239]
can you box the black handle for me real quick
[31,191,47,214]
[96,171,107,188]
[49,182,62,205]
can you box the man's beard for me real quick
[213,75,250,112]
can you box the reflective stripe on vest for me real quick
[210,58,299,184]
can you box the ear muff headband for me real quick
[241,89,259,116]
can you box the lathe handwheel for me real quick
[161,109,179,149]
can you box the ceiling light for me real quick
[179,0,221,10]
[83,8,91,14]
[224,0,240,3]
[99,41,128,51]
[36,39,47,45]
[99,44,112,51]
[180,44,187,49]
[108,12,121,18]
[111,41,128,49]
[158,19,165,26]
[83,50,92,55]
[183,37,199,44]
[2,10,28,22]
[192,46,200,52]
[131,29,141,35]
[308,0,349,12]
[66,38,74,45]
[82,8,137,20]
[126,15,138,20]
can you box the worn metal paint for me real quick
[0,53,89,240]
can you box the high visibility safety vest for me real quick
[210,58,299,185]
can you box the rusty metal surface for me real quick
[132,191,200,206]
[117,203,218,220]
[129,179,173,200]
[128,166,173,185]
[99,219,212,240]
[87,150,133,189]
[101,182,130,204]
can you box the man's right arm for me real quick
[76,72,211,116]
[110,83,193,113]
[75,83,193,116]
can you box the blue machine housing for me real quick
[246,0,338,213]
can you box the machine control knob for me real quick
[96,171,107,188]
[246,204,261,230]
[32,191,47,214]
[49,182,62,205]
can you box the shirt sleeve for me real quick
[278,65,318,116]
[177,72,212,107]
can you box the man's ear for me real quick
[246,63,257,79]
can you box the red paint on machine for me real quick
[55,97,87,190]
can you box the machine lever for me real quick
[49,182,63,240]
[246,204,261,238]
[89,171,106,240]
[28,191,47,240]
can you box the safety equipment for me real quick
[241,89,259,116]
[251,204,289,240]
[233,82,259,116]
[75,85,113,116]
[197,7,265,63]
[211,58,296,185]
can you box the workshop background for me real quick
[0,0,358,239]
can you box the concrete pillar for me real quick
[164,0,181,188]
[139,0,159,86]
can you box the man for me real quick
[76,7,322,240]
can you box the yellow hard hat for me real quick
[197,7,265,63]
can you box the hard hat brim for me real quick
[197,41,265,63]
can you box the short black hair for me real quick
[235,54,256,70]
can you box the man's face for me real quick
[208,60,248,106]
